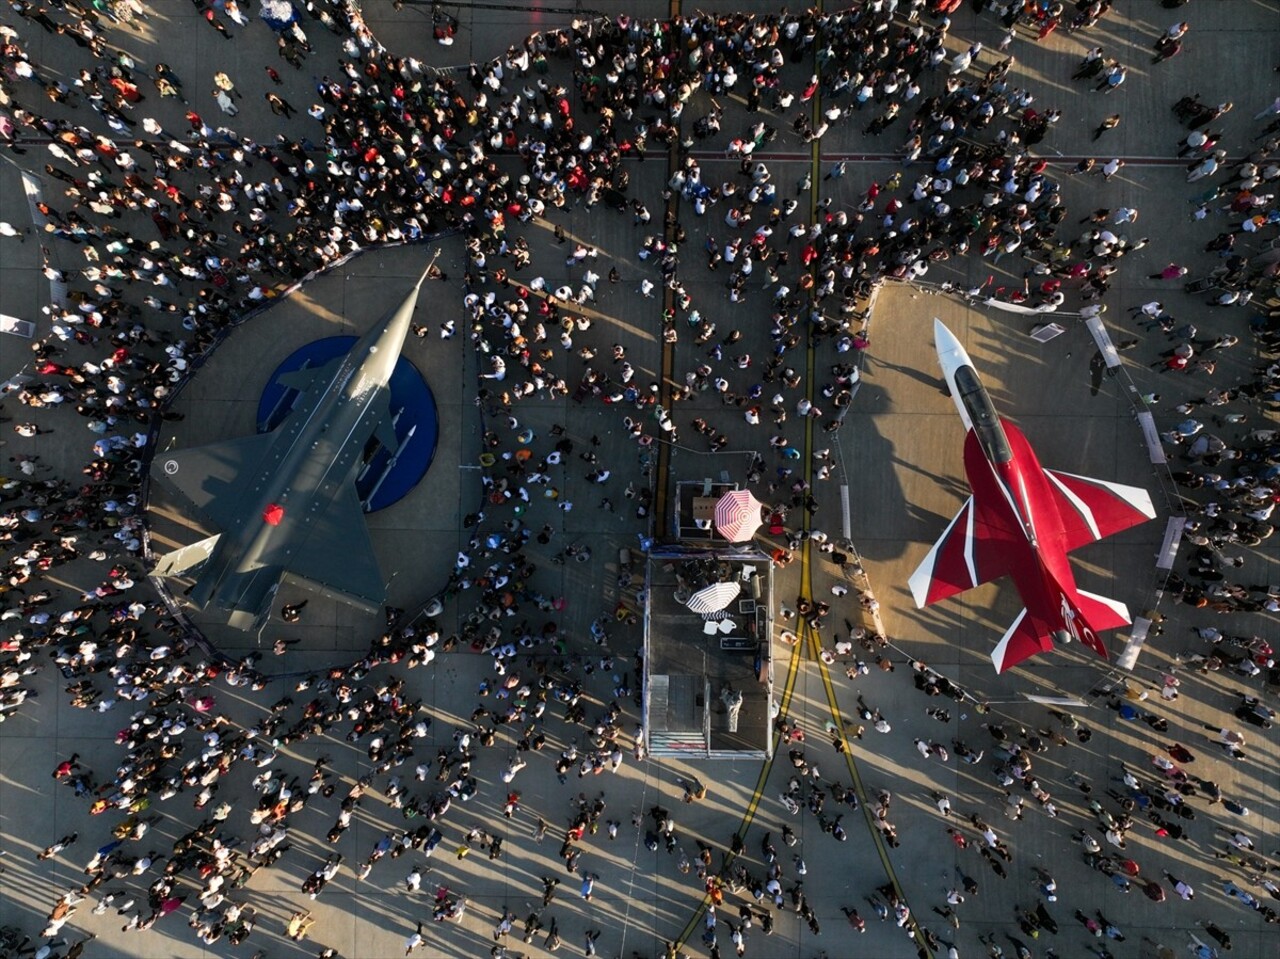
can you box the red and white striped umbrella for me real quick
[713,489,765,542]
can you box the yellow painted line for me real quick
[665,4,926,955]
[795,0,825,638]
[671,635,805,949]
[814,647,934,956]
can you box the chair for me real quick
[718,619,736,635]
[703,621,719,636]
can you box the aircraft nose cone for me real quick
[934,318,962,354]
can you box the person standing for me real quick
[212,72,241,99]
[266,92,296,119]
[1096,61,1126,92]
[214,89,238,116]
[280,601,307,623]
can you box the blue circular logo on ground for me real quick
[257,336,438,511]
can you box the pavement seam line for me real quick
[653,0,682,533]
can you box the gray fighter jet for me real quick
[150,266,431,631]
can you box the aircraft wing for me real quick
[908,495,1017,607]
[153,533,220,578]
[277,485,386,608]
[153,432,277,531]
[1043,469,1156,553]
[373,404,399,453]
[276,357,340,394]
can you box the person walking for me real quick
[1101,158,1125,180]
[285,910,314,941]
[1252,95,1280,120]
[37,833,78,860]
[404,920,427,954]
[1093,114,1121,140]
[1198,920,1232,951]
[1187,932,1219,959]
[203,8,233,38]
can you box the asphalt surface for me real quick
[1,3,1278,959]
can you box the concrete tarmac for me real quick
[1,3,1278,959]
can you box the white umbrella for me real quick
[686,581,741,614]
[259,0,298,30]
[714,489,765,542]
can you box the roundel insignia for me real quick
[164,460,180,475]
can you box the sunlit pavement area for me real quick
[1,2,1279,959]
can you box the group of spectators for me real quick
[0,1,1275,959]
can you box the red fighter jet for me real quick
[910,320,1157,673]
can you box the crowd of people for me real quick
[0,1,1276,958]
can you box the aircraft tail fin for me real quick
[990,608,1055,674]
[1072,588,1131,631]
[990,585,1131,673]
[1067,588,1130,661]
[153,534,220,579]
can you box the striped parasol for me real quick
[713,489,765,542]
[686,581,742,615]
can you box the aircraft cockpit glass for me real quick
[954,366,1012,464]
